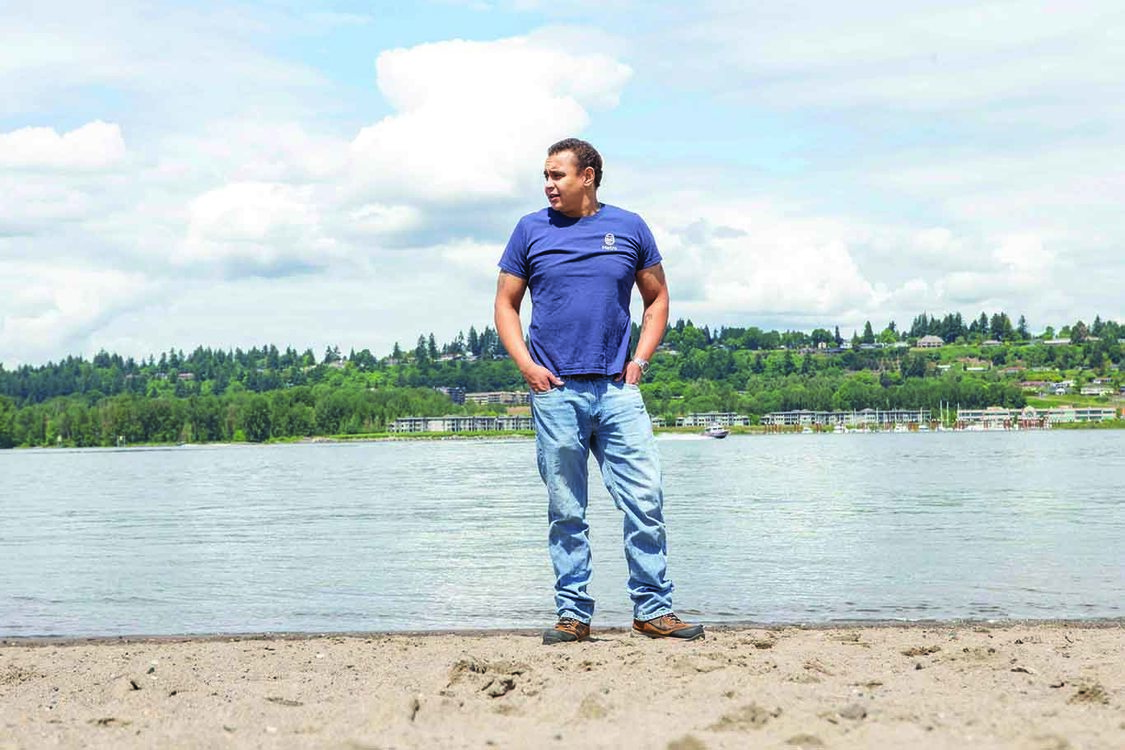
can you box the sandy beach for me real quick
[2,622,1122,749]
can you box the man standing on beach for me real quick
[494,138,703,644]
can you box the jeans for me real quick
[531,376,674,623]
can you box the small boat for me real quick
[702,423,729,439]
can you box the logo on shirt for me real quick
[601,232,616,251]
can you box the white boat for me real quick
[703,423,729,439]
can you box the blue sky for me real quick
[2,1,1123,365]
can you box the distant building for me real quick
[675,412,752,428]
[389,415,533,433]
[435,386,466,405]
[760,408,930,427]
[464,391,530,406]
[1080,385,1113,396]
[956,407,1015,429]
[917,335,944,348]
[959,406,1116,426]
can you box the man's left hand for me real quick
[615,361,644,385]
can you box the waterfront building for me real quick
[958,406,1117,428]
[463,391,530,406]
[760,408,931,427]
[389,415,533,433]
[674,412,752,428]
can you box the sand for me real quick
[2,622,1123,749]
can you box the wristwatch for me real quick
[631,357,649,374]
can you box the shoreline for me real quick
[2,621,1121,749]
[5,420,1125,452]
[6,617,1125,648]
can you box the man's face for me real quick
[543,150,590,216]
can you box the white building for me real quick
[464,391,530,406]
[760,409,931,427]
[389,415,533,433]
[675,412,752,427]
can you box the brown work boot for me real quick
[542,616,591,645]
[632,613,705,640]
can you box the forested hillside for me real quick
[1,314,1121,448]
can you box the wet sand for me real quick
[2,622,1122,749]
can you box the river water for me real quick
[1,431,1122,637]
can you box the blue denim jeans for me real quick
[531,376,674,623]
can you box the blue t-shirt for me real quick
[498,204,662,377]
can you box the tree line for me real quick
[1,311,1121,448]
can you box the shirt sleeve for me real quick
[497,219,529,279]
[635,216,663,271]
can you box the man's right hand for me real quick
[523,363,565,393]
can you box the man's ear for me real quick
[583,167,595,186]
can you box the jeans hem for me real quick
[557,610,592,625]
[634,607,674,622]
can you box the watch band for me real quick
[632,357,649,374]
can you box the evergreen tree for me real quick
[467,326,480,356]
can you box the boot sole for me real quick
[632,628,705,641]
[542,631,590,645]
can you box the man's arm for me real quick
[621,262,670,384]
[493,271,564,392]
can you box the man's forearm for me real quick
[633,296,669,362]
[494,303,535,372]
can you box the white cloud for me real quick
[677,1,1125,113]
[0,3,331,122]
[348,34,632,205]
[346,203,424,238]
[180,182,339,273]
[0,179,98,234]
[0,263,157,363]
[647,199,882,321]
[0,121,126,170]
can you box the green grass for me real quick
[322,430,534,440]
[1025,394,1118,408]
[1050,419,1125,430]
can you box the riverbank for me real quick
[8,419,1125,451]
[2,622,1121,749]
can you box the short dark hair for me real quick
[548,138,602,189]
